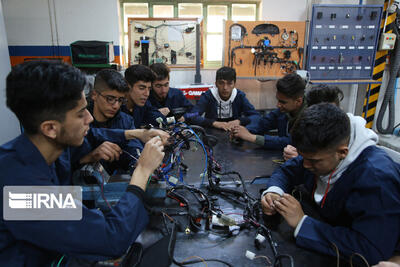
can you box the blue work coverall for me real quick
[265,145,400,264]
[0,134,148,266]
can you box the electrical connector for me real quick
[168,176,178,185]
[166,116,176,124]
[255,233,267,250]
[212,213,236,226]
[255,233,266,243]
[245,250,256,260]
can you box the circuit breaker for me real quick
[306,5,383,80]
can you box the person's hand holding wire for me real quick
[142,128,170,145]
[226,119,240,131]
[261,192,281,215]
[158,107,170,117]
[231,125,256,143]
[126,128,170,145]
[273,193,305,228]
[130,136,165,190]
[79,141,122,164]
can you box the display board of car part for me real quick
[306,4,383,80]
[128,18,202,67]
[223,20,306,78]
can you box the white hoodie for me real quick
[313,113,379,203]
[263,113,378,203]
[210,85,237,119]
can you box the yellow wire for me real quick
[254,255,272,265]
[272,159,285,164]
[330,242,340,267]
[181,255,207,267]
[350,252,370,267]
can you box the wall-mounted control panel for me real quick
[306,5,383,80]
[378,33,396,50]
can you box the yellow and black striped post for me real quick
[362,0,396,128]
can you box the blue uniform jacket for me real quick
[246,108,290,150]
[187,89,260,127]
[121,101,165,129]
[0,134,149,266]
[266,145,400,264]
[148,87,193,117]
[86,102,143,174]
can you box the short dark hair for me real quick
[124,64,156,86]
[93,69,129,93]
[150,63,170,81]
[6,61,86,135]
[306,84,344,107]
[291,103,350,153]
[216,66,236,82]
[276,73,305,99]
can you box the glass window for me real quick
[206,35,223,61]
[123,3,148,66]
[206,5,227,62]
[232,4,256,21]
[123,3,148,33]
[207,5,227,32]
[153,5,174,18]
[178,3,202,18]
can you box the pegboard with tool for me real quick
[223,20,306,78]
[128,18,202,67]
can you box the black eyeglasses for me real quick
[96,91,127,105]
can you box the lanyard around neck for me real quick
[312,168,337,208]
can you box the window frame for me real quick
[120,1,260,68]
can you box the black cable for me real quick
[258,223,278,257]
[274,254,295,267]
[168,223,234,267]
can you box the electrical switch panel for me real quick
[306,4,383,80]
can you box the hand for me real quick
[231,125,256,143]
[178,116,185,122]
[126,129,170,145]
[142,129,170,145]
[283,145,298,161]
[226,119,240,130]
[372,262,400,267]
[274,193,305,228]
[130,136,165,190]
[159,107,170,116]
[212,121,230,131]
[261,192,281,215]
[79,141,122,164]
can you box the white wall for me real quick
[54,0,120,45]
[0,1,20,144]
[260,0,360,21]
[2,0,121,46]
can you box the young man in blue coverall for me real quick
[149,63,193,121]
[188,66,259,131]
[82,69,143,174]
[261,103,400,265]
[0,61,166,266]
[232,73,306,150]
[122,64,166,128]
